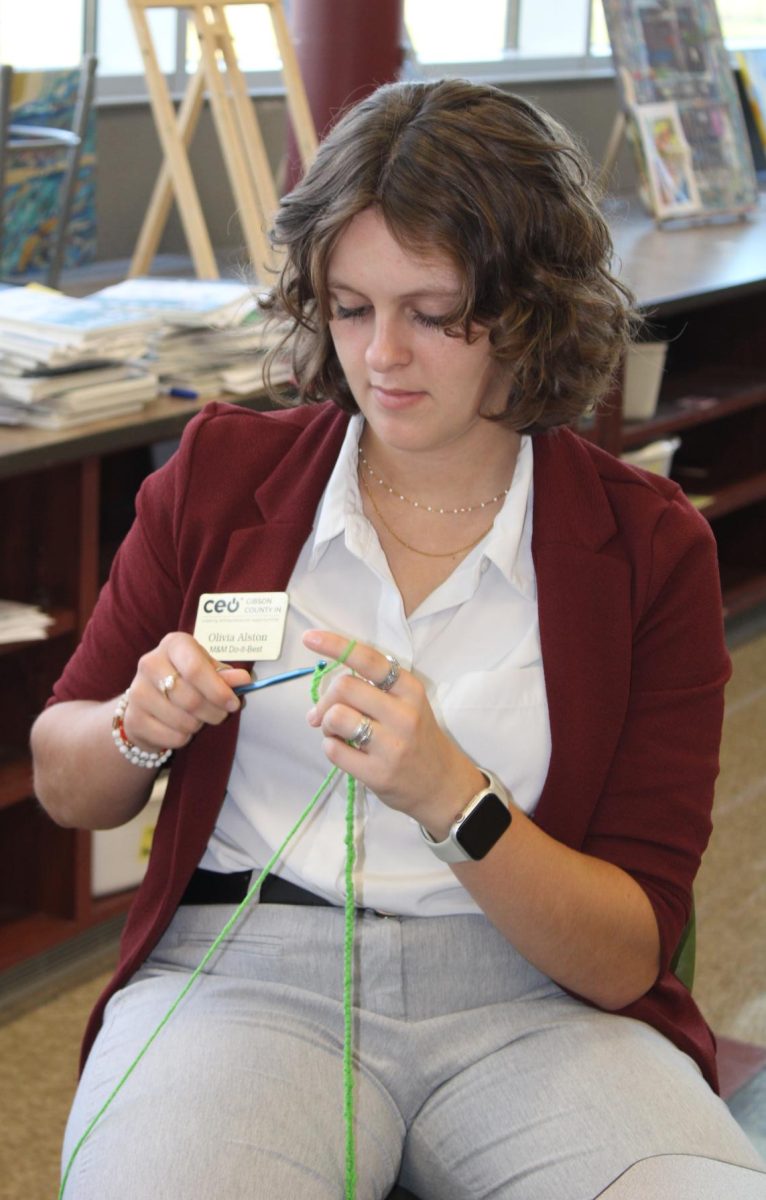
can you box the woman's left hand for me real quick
[303,629,483,837]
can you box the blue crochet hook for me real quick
[233,661,328,696]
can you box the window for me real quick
[404,0,766,75]
[0,0,85,70]
[0,1,764,92]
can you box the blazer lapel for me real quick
[213,404,349,596]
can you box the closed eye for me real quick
[334,302,370,321]
[412,311,447,330]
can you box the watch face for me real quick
[454,793,511,859]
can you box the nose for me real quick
[365,314,411,373]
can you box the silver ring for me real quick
[348,716,373,751]
[158,672,178,699]
[374,655,400,693]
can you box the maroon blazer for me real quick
[50,401,731,1086]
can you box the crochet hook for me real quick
[234,661,328,695]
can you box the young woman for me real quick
[33,79,765,1199]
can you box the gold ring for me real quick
[158,672,178,699]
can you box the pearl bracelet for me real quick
[112,690,172,769]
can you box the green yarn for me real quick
[343,771,358,1199]
[60,641,360,1200]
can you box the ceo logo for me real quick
[203,597,240,614]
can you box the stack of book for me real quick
[0,278,292,428]
[0,286,161,429]
[96,278,293,400]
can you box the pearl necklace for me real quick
[359,470,494,558]
[358,449,511,516]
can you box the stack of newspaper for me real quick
[0,285,161,429]
[0,278,291,430]
[98,278,293,399]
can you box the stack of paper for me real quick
[93,277,261,329]
[98,278,293,400]
[0,599,55,644]
[0,278,293,428]
[0,286,163,369]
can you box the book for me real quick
[0,286,163,346]
[0,362,145,404]
[736,49,766,151]
[0,394,150,429]
[92,277,260,328]
[39,372,158,412]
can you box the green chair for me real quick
[670,898,697,992]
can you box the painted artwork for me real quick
[602,0,758,222]
[1,67,96,278]
[636,101,701,217]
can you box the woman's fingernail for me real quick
[306,705,318,725]
[303,630,322,649]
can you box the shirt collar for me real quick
[308,416,535,600]
[308,413,366,568]
[480,435,535,599]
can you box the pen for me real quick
[162,386,199,400]
[234,661,327,695]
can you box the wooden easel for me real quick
[127,0,317,281]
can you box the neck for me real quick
[358,423,522,513]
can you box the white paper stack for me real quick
[0,371,159,428]
[0,278,293,427]
[116,279,293,399]
[0,599,55,644]
[0,286,163,368]
[93,276,261,328]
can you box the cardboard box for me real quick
[623,342,668,421]
[91,776,166,897]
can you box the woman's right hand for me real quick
[32,634,251,831]
[122,632,252,753]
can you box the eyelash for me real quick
[333,303,445,330]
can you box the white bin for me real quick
[623,342,668,421]
[91,775,167,897]
[621,436,681,478]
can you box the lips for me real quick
[371,385,426,409]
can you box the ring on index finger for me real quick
[374,655,400,693]
[349,716,374,751]
[158,672,178,699]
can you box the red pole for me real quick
[285,0,405,190]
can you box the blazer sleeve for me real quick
[582,495,731,977]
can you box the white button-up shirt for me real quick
[200,415,551,915]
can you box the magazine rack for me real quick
[127,0,317,282]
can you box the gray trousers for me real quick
[63,903,766,1199]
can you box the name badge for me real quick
[193,592,288,661]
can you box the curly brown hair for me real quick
[264,78,638,432]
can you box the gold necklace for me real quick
[360,470,494,558]
[358,450,511,516]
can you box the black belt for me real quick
[180,866,334,908]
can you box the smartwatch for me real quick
[419,769,512,863]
